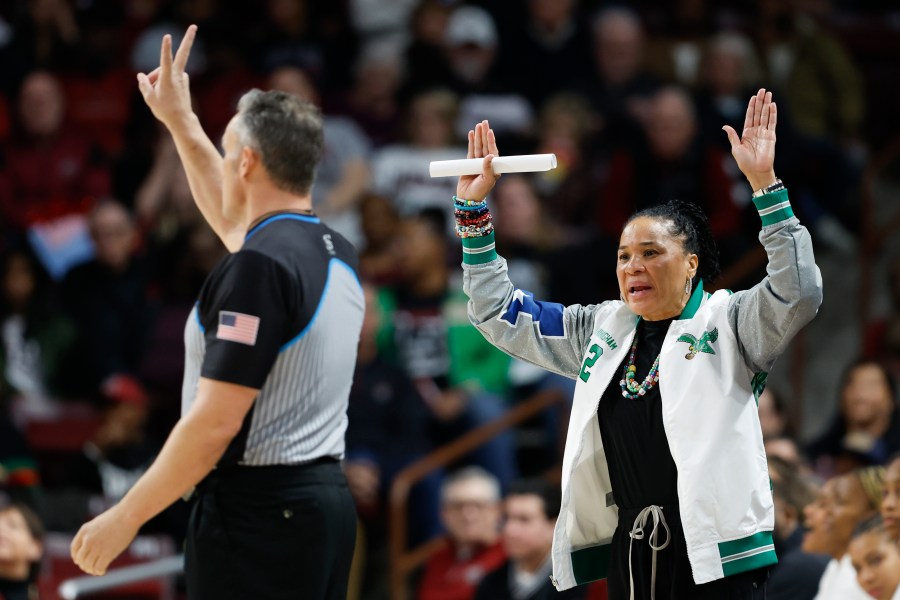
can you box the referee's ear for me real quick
[240,145,260,178]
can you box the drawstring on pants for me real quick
[628,505,671,600]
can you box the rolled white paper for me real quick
[429,154,557,178]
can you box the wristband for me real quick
[751,178,785,198]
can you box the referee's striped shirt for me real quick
[182,213,364,466]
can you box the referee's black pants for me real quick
[185,460,356,600]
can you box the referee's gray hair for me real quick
[235,89,324,196]
[440,466,501,504]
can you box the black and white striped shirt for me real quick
[182,213,364,466]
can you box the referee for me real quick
[71,26,364,600]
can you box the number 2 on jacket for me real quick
[579,344,603,382]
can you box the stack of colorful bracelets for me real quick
[453,195,493,238]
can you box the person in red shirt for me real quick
[0,70,109,233]
[418,467,506,600]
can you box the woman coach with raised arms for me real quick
[453,89,822,599]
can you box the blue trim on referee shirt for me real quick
[280,258,361,351]
[193,302,205,333]
[245,213,321,241]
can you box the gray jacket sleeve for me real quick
[727,190,824,373]
[461,246,607,379]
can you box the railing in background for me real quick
[387,389,566,600]
[57,556,184,599]
[39,533,178,600]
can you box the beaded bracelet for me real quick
[457,224,494,238]
[456,215,493,227]
[453,195,487,208]
[453,195,493,239]
[454,210,491,221]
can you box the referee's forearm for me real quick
[168,114,243,252]
[115,415,236,528]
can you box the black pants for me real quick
[607,505,769,600]
[185,460,357,600]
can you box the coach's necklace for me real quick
[619,334,661,399]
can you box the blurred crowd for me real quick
[0,0,899,598]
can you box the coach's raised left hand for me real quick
[722,88,778,192]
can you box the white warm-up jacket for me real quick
[459,190,823,589]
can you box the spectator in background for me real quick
[403,0,454,97]
[441,6,533,146]
[418,467,506,600]
[808,359,900,476]
[882,455,900,541]
[582,7,660,146]
[694,32,763,152]
[757,386,815,473]
[864,258,900,382]
[357,193,402,285]
[0,416,40,508]
[0,501,44,600]
[347,0,417,59]
[810,467,886,600]
[3,0,79,79]
[531,92,606,240]
[752,0,864,143]
[474,479,585,600]
[254,0,358,93]
[767,456,830,600]
[134,132,203,240]
[192,20,265,146]
[269,65,371,247]
[0,70,109,233]
[335,43,405,148]
[371,89,464,223]
[345,284,440,597]
[0,246,80,422]
[498,0,593,109]
[490,176,562,299]
[62,0,133,158]
[751,0,864,248]
[802,477,837,557]
[61,200,153,393]
[41,376,153,528]
[642,0,716,87]
[847,517,900,600]
[759,387,792,440]
[376,210,517,489]
[598,86,753,280]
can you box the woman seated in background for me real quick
[808,359,900,477]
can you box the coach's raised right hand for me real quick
[456,120,501,203]
[136,25,197,129]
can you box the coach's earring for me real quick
[620,292,626,302]
[685,277,692,297]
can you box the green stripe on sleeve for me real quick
[719,530,778,576]
[751,189,794,226]
[461,231,498,265]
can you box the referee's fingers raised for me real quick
[159,34,173,78]
[173,25,197,72]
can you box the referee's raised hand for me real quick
[137,24,197,128]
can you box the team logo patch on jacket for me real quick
[677,328,718,359]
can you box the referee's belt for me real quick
[182,457,340,502]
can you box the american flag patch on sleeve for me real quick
[216,311,260,346]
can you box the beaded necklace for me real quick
[619,331,661,399]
